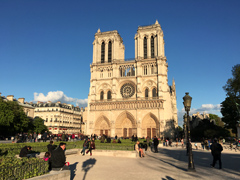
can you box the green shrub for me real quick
[0,157,48,180]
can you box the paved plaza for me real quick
[67,147,240,180]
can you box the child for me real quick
[43,152,51,161]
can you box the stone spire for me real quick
[172,78,176,91]
[97,28,101,33]
[155,20,159,25]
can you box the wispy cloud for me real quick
[33,91,88,108]
[177,104,221,127]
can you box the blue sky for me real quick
[0,0,240,126]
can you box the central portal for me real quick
[115,111,137,138]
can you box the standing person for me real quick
[29,133,33,143]
[81,138,90,156]
[153,136,159,153]
[135,141,145,158]
[71,134,75,141]
[201,139,205,150]
[210,138,223,169]
[61,132,66,141]
[50,143,69,171]
[42,131,48,142]
[86,140,95,156]
[37,133,42,142]
[33,132,37,143]
[181,138,184,148]
[176,138,178,148]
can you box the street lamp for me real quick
[183,113,187,142]
[183,92,195,171]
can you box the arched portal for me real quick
[142,113,160,138]
[115,111,137,138]
[95,115,111,136]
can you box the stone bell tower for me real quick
[84,21,178,139]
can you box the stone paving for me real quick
[66,146,240,180]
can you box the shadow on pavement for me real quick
[82,158,97,180]
[69,162,79,180]
[162,176,176,180]
[156,147,240,178]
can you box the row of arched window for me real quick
[145,88,157,98]
[100,88,157,100]
[143,35,156,59]
[100,91,112,100]
[101,41,112,63]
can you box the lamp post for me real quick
[183,113,187,143]
[183,92,195,171]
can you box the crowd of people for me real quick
[17,132,239,172]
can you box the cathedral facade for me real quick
[84,21,177,138]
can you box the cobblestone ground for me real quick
[67,147,240,180]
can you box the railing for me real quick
[0,160,48,180]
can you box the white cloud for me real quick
[177,104,221,127]
[33,91,88,108]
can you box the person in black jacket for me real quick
[42,131,48,142]
[47,141,57,154]
[19,146,32,158]
[210,138,223,169]
[153,136,159,153]
[50,142,69,170]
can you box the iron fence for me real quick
[0,160,48,180]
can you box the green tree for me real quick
[209,114,224,127]
[0,98,29,136]
[0,98,14,126]
[221,64,240,134]
[33,117,48,134]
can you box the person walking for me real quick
[153,136,159,153]
[210,138,223,169]
[86,140,95,156]
[81,138,90,156]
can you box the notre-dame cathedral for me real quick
[83,20,177,138]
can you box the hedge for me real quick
[0,157,48,180]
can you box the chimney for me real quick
[57,101,61,103]
[7,95,14,101]
[18,98,25,104]
[48,101,51,103]
[37,101,41,104]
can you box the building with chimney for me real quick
[32,101,84,134]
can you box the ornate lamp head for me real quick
[183,92,192,112]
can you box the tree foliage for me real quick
[209,114,224,127]
[191,119,230,141]
[0,99,29,136]
[221,64,240,134]
[33,117,48,134]
[0,99,47,137]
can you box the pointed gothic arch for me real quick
[115,111,137,137]
[95,115,111,136]
[142,113,160,138]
